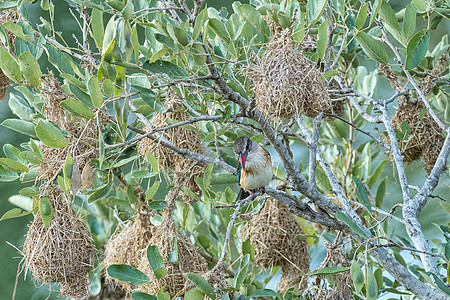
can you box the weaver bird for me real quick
[233,136,273,199]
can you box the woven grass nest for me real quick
[38,74,99,181]
[137,200,208,297]
[22,184,95,298]
[389,100,445,173]
[247,30,330,119]
[241,198,310,292]
[103,213,156,293]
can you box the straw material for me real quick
[22,184,95,298]
[248,30,330,119]
[103,213,155,292]
[241,198,310,292]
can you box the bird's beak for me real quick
[239,152,247,170]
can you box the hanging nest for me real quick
[22,184,96,298]
[247,29,330,119]
[378,63,406,92]
[103,213,156,293]
[305,240,352,300]
[137,95,204,170]
[137,191,208,297]
[421,52,448,95]
[203,264,233,299]
[388,100,445,173]
[38,74,100,180]
[0,68,8,101]
[241,198,310,291]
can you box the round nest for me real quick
[22,184,96,298]
[0,68,9,101]
[174,160,205,203]
[306,241,352,299]
[247,30,330,119]
[378,63,405,92]
[137,205,207,297]
[279,263,305,294]
[38,74,99,180]
[241,198,310,270]
[103,213,155,292]
[203,264,232,299]
[137,96,204,170]
[388,101,445,173]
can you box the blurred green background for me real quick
[0,0,448,299]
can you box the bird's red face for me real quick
[239,151,247,170]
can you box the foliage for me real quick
[0,0,449,299]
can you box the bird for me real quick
[233,136,273,200]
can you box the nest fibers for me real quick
[103,213,156,292]
[137,193,207,297]
[389,100,445,173]
[137,96,204,169]
[22,184,95,298]
[247,30,330,119]
[38,74,99,180]
[241,198,310,291]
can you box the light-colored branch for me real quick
[308,114,322,189]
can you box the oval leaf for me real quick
[107,264,150,285]
[18,51,41,86]
[0,157,28,173]
[356,32,389,63]
[336,211,368,238]
[147,245,164,270]
[39,196,54,226]
[307,0,327,25]
[352,176,372,214]
[405,29,430,70]
[88,76,103,108]
[183,273,215,299]
[60,98,95,119]
[35,120,69,148]
[0,47,21,82]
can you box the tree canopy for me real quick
[0,0,449,299]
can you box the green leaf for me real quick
[356,32,389,63]
[8,194,33,211]
[234,254,250,289]
[1,208,30,221]
[102,16,117,55]
[9,94,33,121]
[317,20,328,59]
[351,262,364,293]
[3,22,31,41]
[19,151,43,164]
[147,201,167,211]
[18,51,41,86]
[45,44,79,76]
[91,8,104,50]
[1,119,36,137]
[132,292,157,300]
[0,47,21,82]
[366,267,378,300]
[323,70,338,79]
[252,289,277,297]
[352,176,372,214]
[355,3,368,30]
[131,24,139,63]
[208,18,231,43]
[0,2,17,10]
[405,29,430,70]
[35,120,69,148]
[19,186,40,197]
[39,196,54,226]
[157,289,170,300]
[153,267,168,279]
[403,4,416,38]
[121,0,134,20]
[88,76,103,108]
[60,98,95,119]
[167,23,189,46]
[237,4,270,39]
[411,0,427,13]
[306,0,327,25]
[107,264,150,285]
[146,151,159,173]
[368,160,388,188]
[380,1,406,46]
[183,273,215,299]
[0,157,27,173]
[145,181,160,200]
[336,211,368,238]
[193,8,207,41]
[62,151,73,193]
[369,0,383,25]
[147,245,164,270]
[143,60,189,80]
[69,84,95,108]
[184,288,203,300]
[308,266,351,276]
